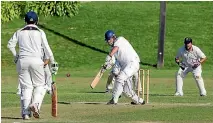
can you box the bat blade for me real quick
[90,69,104,89]
[51,74,57,117]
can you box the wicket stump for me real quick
[138,69,150,103]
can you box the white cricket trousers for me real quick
[106,63,120,90]
[175,65,206,96]
[132,71,142,91]
[112,61,144,104]
[106,73,115,90]
[17,57,46,115]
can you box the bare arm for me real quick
[196,47,206,64]
[109,46,119,57]
[200,57,207,64]
[44,59,50,68]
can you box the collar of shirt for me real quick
[24,24,38,28]
[185,45,194,53]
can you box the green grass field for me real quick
[1,1,213,123]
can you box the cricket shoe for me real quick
[200,94,206,97]
[29,103,40,118]
[29,111,32,117]
[131,100,145,105]
[107,99,117,105]
[119,95,122,98]
[174,92,183,96]
[22,114,30,120]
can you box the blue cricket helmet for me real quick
[25,11,38,24]
[105,30,115,41]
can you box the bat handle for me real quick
[52,74,56,81]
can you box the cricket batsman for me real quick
[102,30,145,105]
[105,56,116,93]
[175,37,207,96]
[106,62,142,94]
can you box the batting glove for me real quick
[102,55,114,70]
[101,67,106,73]
[105,55,112,62]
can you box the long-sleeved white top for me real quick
[7,24,55,63]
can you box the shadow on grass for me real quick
[150,94,174,96]
[86,91,106,93]
[38,24,108,54]
[140,62,157,68]
[58,101,103,105]
[83,102,103,105]
[1,92,16,94]
[1,116,22,120]
[58,101,71,105]
[38,24,157,68]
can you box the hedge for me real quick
[1,1,80,23]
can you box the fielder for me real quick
[7,11,58,120]
[102,30,145,105]
[175,37,207,96]
[16,48,52,95]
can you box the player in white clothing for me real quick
[16,48,53,95]
[175,37,207,96]
[42,48,53,94]
[105,56,116,93]
[102,30,145,105]
[7,11,58,120]
[105,62,142,94]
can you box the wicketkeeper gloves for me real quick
[192,63,200,69]
[175,58,185,70]
[179,62,186,70]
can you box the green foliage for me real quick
[1,2,24,22]
[24,1,80,17]
[1,2,213,122]
[1,1,80,23]
[1,2,213,70]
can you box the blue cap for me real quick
[25,11,38,24]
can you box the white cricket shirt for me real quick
[113,36,140,68]
[176,45,206,67]
[7,24,54,62]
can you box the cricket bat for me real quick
[90,67,104,89]
[51,74,57,117]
